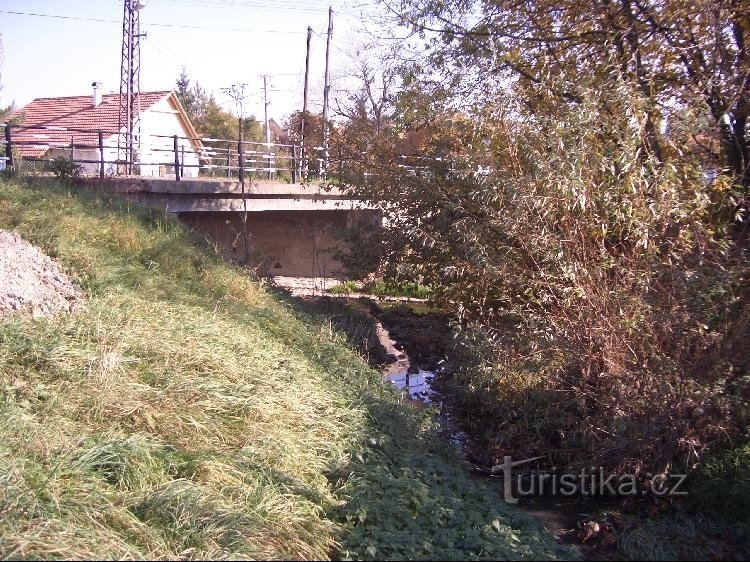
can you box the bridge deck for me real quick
[80,177,376,213]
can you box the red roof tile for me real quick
[8,91,172,157]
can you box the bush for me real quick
[687,441,750,522]
[328,280,360,295]
[365,281,431,299]
[48,156,82,184]
[345,76,750,474]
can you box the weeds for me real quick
[0,178,572,560]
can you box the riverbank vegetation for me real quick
[336,0,750,505]
[0,178,572,560]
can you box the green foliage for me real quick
[0,177,573,560]
[344,68,749,473]
[366,281,431,299]
[174,69,262,142]
[687,441,750,523]
[331,432,572,561]
[175,67,208,122]
[328,280,431,299]
[48,156,81,184]
[200,98,262,142]
[616,511,745,561]
[328,280,361,295]
[389,0,750,194]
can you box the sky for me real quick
[0,0,381,123]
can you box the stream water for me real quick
[374,316,437,402]
[384,370,435,402]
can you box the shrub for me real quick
[48,156,82,184]
[346,76,749,474]
[687,441,750,523]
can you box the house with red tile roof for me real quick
[8,84,203,177]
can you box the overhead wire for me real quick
[0,9,306,34]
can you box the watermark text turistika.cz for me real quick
[492,456,688,504]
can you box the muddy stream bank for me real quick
[291,294,748,561]
[295,296,731,560]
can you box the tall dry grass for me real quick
[0,178,571,560]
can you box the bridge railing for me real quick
[0,123,317,183]
[0,122,489,185]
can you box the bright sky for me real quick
[0,0,379,123]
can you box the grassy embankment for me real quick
[0,177,573,560]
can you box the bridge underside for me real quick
[80,178,381,277]
[180,209,381,277]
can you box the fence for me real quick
[0,122,488,185]
[0,122,341,183]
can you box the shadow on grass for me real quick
[266,301,576,560]
[1,178,576,561]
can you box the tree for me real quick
[198,97,262,142]
[174,70,262,142]
[384,0,750,197]
[285,110,327,177]
[332,0,750,472]
[335,44,400,136]
[175,67,208,123]
[335,46,400,177]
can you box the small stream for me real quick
[371,308,622,560]
[374,316,437,402]
[374,317,469,450]
[385,370,436,402]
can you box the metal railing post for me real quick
[4,125,13,173]
[291,144,297,184]
[98,129,105,179]
[173,135,181,182]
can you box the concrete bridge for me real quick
[81,177,381,278]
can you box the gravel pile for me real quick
[0,230,83,318]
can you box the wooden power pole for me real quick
[322,6,333,179]
[301,25,312,179]
[262,74,272,179]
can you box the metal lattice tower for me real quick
[117,0,144,175]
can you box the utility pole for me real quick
[301,25,312,179]
[118,0,146,175]
[262,74,271,146]
[262,74,272,179]
[322,6,333,179]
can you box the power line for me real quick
[312,30,355,60]
[149,0,361,15]
[0,9,306,34]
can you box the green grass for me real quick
[0,177,573,560]
[686,440,750,525]
[328,280,361,296]
[366,281,432,300]
[614,442,750,560]
[328,280,432,300]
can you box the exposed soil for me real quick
[0,230,83,318]
[363,301,453,372]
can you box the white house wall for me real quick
[137,97,200,178]
[44,96,200,178]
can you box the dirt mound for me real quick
[0,230,83,318]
